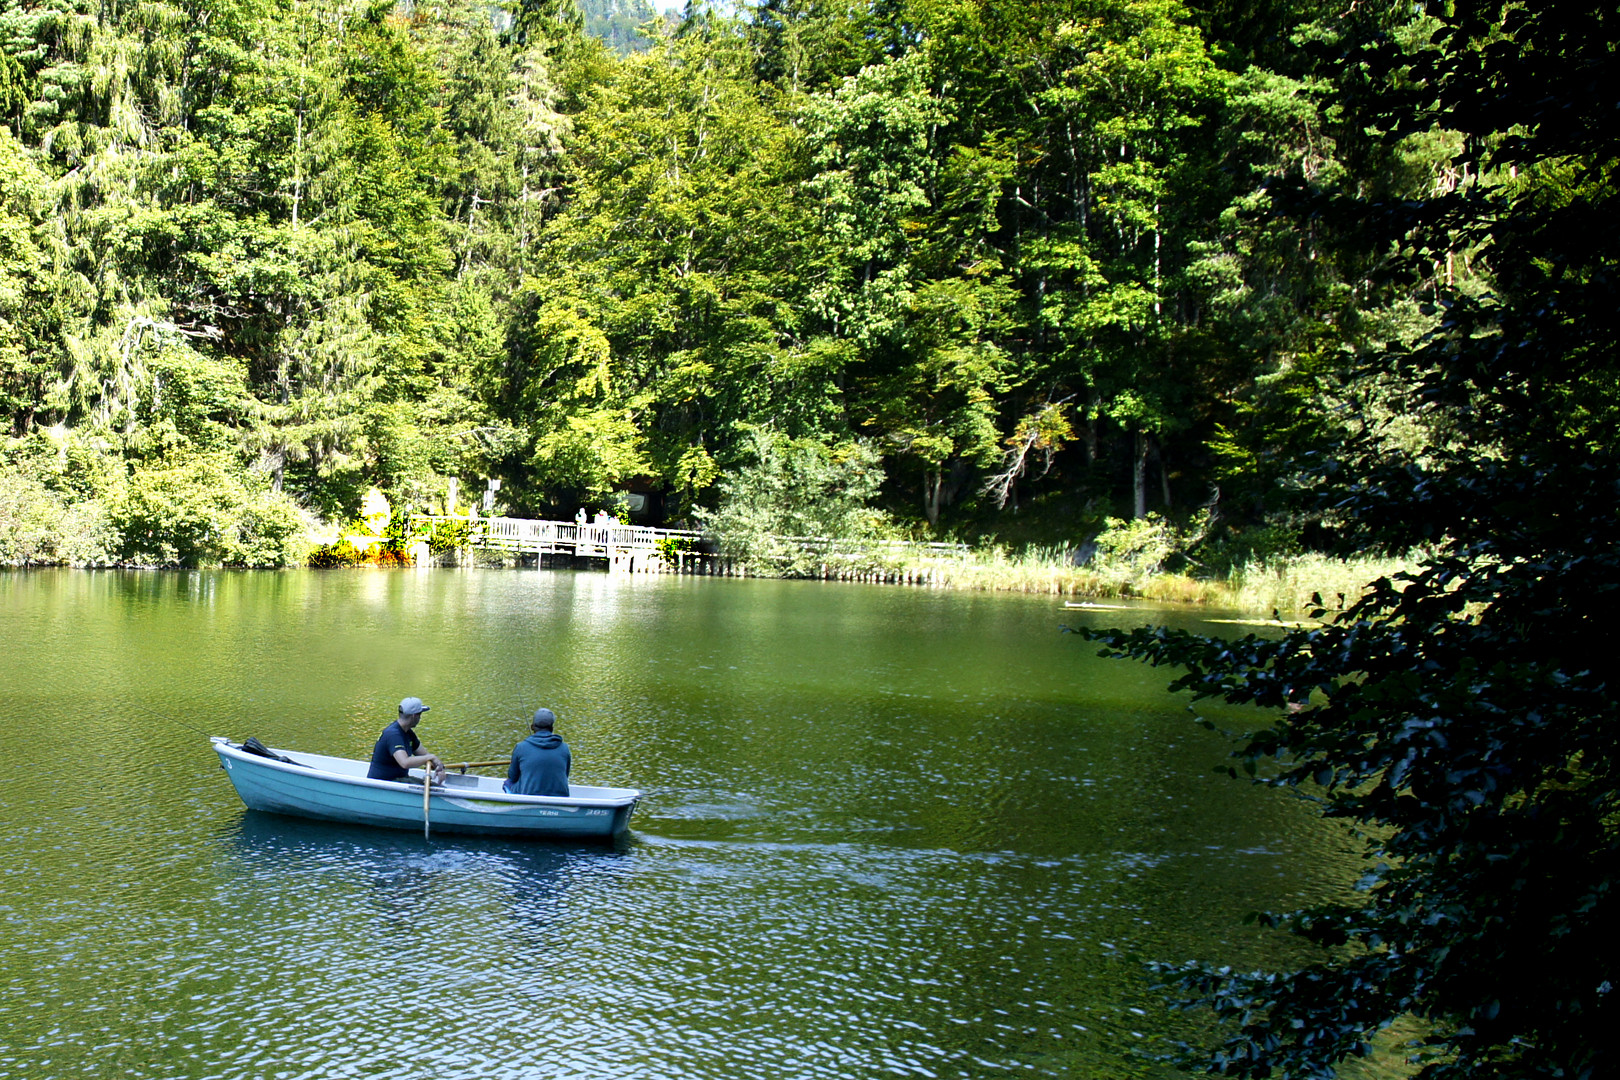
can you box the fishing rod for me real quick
[141,708,214,739]
[140,706,274,750]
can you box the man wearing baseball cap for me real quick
[367,696,446,783]
[503,707,571,797]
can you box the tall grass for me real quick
[1224,552,1420,615]
[898,542,1220,602]
[889,542,1422,615]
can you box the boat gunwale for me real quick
[210,737,641,808]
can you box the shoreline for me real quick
[3,547,1416,618]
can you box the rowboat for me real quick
[211,737,640,841]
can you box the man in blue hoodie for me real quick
[504,707,571,796]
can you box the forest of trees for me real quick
[0,0,1564,569]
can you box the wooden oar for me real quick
[423,770,432,840]
[445,759,510,773]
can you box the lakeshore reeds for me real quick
[1223,551,1420,615]
[884,542,1421,615]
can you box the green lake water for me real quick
[0,568,1368,1079]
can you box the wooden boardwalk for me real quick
[413,514,701,570]
[412,514,971,580]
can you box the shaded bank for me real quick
[2,540,1417,616]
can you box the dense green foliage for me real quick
[0,0,1481,567]
[1084,1,1620,1075]
[697,426,889,574]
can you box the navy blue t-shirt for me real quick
[367,720,420,780]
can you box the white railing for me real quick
[413,515,701,552]
[412,515,967,561]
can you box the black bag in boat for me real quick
[241,736,297,764]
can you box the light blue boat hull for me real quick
[212,738,638,841]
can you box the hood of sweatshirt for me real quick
[523,731,564,750]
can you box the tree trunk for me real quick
[1157,435,1172,511]
[924,469,943,527]
[1084,392,1101,466]
[1133,428,1149,519]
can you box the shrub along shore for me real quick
[1,471,1408,616]
[690,510,1420,614]
[322,503,1422,615]
[416,541,1416,616]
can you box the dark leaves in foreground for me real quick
[1079,2,1620,1076]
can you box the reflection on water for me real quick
[0,569,1379,1079]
